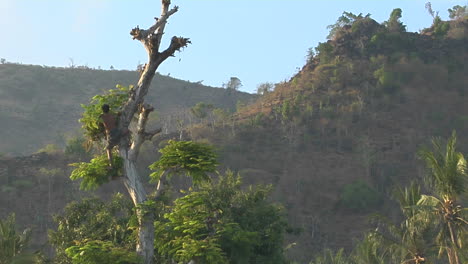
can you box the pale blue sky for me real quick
[0,0,464,93]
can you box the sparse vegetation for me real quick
[1,3,467,264]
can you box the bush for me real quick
[340,180,383,211]
[36,144,61,154]
[65,136,91,160]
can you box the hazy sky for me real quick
[0,0,464,93]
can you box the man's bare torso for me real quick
[101,113,117,133]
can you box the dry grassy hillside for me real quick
[188,16,468,261]
[0,64,254,155]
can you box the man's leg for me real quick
[106,147,113,168]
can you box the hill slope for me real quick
[0,64,254,155]
[189,14,468,261]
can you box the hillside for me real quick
[188,13,468,261]
[0,9,467,263]
[0,64,254,155]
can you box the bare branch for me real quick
[153,169,170,199]
[158,36,191,64]
[130,2,179,53]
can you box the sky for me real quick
[0,0,465,94]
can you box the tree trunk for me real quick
[115,1,190,263]
[120,151,155,263]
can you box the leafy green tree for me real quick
[350,233,387,264]
[384,8,406,32]
[326,12,371,39]
[256,82,274,95]
[425,2,450,37]
[448,5,467,20]
[0,214,38,264]
[223,77,242,91]
[371,183,436,264]
[416,132,468,264]
[339,180,383,212]
[49,193,136,264]
[212,108,230,128]
[190,102,214,121]
[154,171,288,264]
[69,1,190,263]
[315,42,335,64]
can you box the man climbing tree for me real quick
[100,104,128,168]
[70,1,191,263]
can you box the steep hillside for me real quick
[188,14,468,261]
[0,64,254,155]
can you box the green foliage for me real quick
[418,131,467,199]
[49,194,136,264]
[326,12,371,39]
[154,171,288,264]
[79,84,130,142]
[65,240,140,264]
[223,77,242,91]
[415,132,467,263]
[340,180,383,211]
[315,42,334,64]
[373,66,401,94]
[384,8,406,32]
[448,5,467,20]
[256,82,274,95]
[35,144,61,154]
[190,102,214,120]
[149,140,219,183]
[432,16,450,37]
[69,153,123,190]
[0,214,38,264]
[212,108,230,127]
[350,233,387,264]
[65,136,92,160]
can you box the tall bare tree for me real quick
[117,1,189,263]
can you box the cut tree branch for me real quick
[130,3,179,53]
[157,36,191,64]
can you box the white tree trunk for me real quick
[121,153,155,263]
[115,1,190,263]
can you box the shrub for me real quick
[65,136,92,160]
[340,180,383,211]
[36,144,62,154]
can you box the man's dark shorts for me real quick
[106,128,121,149]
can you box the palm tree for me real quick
[0,213,37,264]
[372,183,437,264]
[417,131,468,264]
[350,232,388,264]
